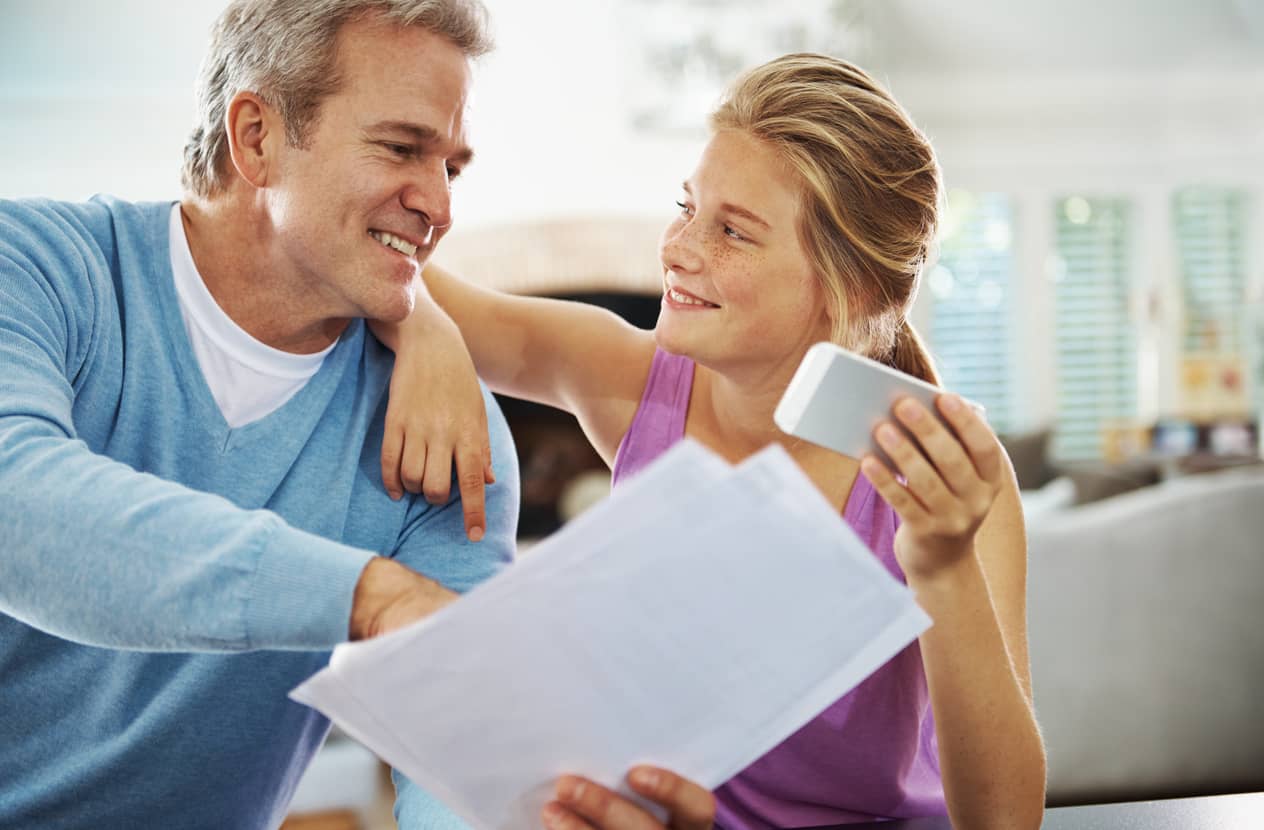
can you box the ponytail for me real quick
[887,318,940,386]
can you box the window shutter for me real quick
[1052,197,1137,460]
[1175,187,1249,355]
[928,191,1015,433]
[1171,186,1253,422]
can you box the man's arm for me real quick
[392,771,472,830]
[385,383,520,827]
[385,382,520,589]
[0,199,412,652]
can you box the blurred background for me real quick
[3,1,1262,827]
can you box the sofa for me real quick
[1025,465,1264,804]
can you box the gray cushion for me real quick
[1028,468,1264,804]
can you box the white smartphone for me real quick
[774,341,984,462]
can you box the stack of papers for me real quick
[291,440,929,829]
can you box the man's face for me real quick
[265,18,474,324]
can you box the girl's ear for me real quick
[817,279,841,336]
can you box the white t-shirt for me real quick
[168,204,334,428]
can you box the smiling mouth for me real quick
[369,230,419,258]
[666,287,720,308]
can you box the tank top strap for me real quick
[611,349,695,486]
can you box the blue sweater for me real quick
[0,197,519,828]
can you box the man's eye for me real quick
[385,143,412,157]
[446,165,462,182]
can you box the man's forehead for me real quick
[330,19,476,158]
[332,19,473,98]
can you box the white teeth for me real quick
[669,288,713,307]
[370,230,418,257]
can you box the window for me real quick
[1172,187,1252,421]
[928,191,1016,433]
[1052,197,1138,460]
[1174,187,1249,355]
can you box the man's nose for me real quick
[400,163,453,232]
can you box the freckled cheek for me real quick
[707,246,763,307]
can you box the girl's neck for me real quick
[692,365,784,458]
[691,362,846,466]
[689,362,861,510]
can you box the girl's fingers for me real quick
[549,776,660,830]
[891,398,980,497]
[420,443,452,505]
[455,445,487,542]
[627,766,716,830]
[380,418,405,500]
[873,422,956,515]
[542,802,598,830]
[936,394,1004,485]
[860,454,930,527]
[483,433,496,485]
[399,433,427,496]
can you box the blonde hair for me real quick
[710,53,941,384]
[181,0,493,198]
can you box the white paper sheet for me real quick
[291,440,930,830]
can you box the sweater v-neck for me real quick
[148,201,361,453]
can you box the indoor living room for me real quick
[2,1,1261,827]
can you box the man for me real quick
[0,1,517,826]
[1,0,721,825]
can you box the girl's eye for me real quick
[675,200,693,218]
[724,225,747,242]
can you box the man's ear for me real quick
[224,91,278,188]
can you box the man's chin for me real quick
[373,305,413,325]
[364,291,416,324]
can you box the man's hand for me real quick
[542,767,715,830]
[348,557,456,640]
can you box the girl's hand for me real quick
[542,767,714,830]
[377,311,495,542]
[860,394,1005,581]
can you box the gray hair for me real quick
[181,0,493,197]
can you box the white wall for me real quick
[0,1,223,200]
[895,69,1264,428]
[3,1,1261,430]
[0,0,704,223]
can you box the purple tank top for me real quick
[612,350,946,828]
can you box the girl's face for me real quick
[655,129,832,380]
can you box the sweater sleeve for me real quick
[388,383,520,589]
[0,199,374,652]
[387,385,519,825]
[392,768,474,830]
